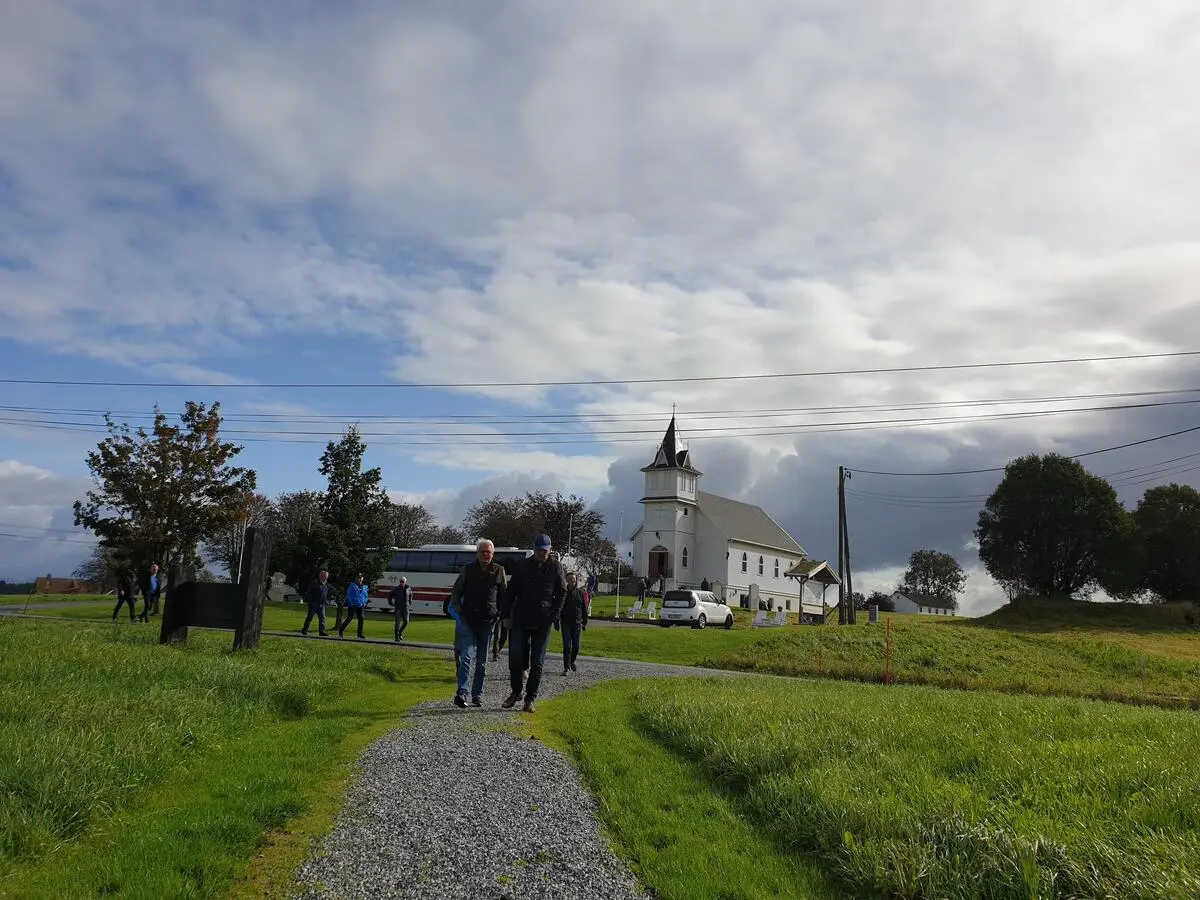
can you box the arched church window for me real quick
[774,559,779,578]
[682,547,688,568]
[758,556,764,575]
[741,552,747,573]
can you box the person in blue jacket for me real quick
[338,573,369,639]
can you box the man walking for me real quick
[137,563,161,622]
[301,568,330,636]
[338,573,368,639]
[559,571,589,675]
[448,539,507,708]
[112,568,136,622]
[500,534,566,713]
[390,576,412,641]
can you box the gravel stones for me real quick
[291,653,730,899]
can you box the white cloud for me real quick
[3,0,1200,580]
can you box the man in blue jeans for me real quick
[448,539,507,707]
[500,534,566,713]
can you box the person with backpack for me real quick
[448,539,507,708]
[338,573,368,639]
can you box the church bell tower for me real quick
[637,413,700,591]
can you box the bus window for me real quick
[450,552,476,570]
[495,551,529,573]
[404,551,431,572]
[388,551,409,571]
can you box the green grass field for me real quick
[26,597,1200,708]
[534,677,1200,900]
[0,617,451,899]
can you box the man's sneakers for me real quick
[470,697,483,708]
[453,694,467,708]
[501,691,522,709]
[522,700,536,713]
[561,668,569,676]
[570,662,577,672]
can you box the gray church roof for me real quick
[696,490,806,556]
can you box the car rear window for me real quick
[662,591,695,607]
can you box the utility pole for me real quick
[843,468,855,624]
[838,465,846,624]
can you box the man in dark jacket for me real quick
[112,569,137,622]
[300,568,330,636]
[390,576,413,642]
[558,570,588,675]
[136,563,162,622]
[500,534,566,712]
[449,539,507,707]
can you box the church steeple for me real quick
[648,411,698,472]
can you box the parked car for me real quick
[658,589,734,629]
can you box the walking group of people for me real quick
[297,534,590,713]
[111,563,162,624]
[300,568,372,639]
[448,534,588,713]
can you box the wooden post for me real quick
[837,466,846,624]
[234,526,271,650]
[843,468,856,625]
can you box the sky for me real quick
[2,1,1199,614]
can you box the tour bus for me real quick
[367,544,532,615]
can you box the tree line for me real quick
[71,402,618,594]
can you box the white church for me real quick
[629,416,840,615]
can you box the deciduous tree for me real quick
[866,590,896,612]
[976,453,1131,600]
[390,501,439,547]
[1133,483,1200,603]
[319,427,392,587]
[202,492,273,582]
[72,402,256,577]
[268,490,326,592]
[899,549,967,609]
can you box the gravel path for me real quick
[291,648,735,899]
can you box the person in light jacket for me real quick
[338,573,368,639]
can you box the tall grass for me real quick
[0,618,448,897]
[620,678,1200,899]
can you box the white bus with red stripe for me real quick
[368,545,532,615]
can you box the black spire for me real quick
[661,414,677,464]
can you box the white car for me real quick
[658,589,735,629]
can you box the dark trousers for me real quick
[509,622,552,701]
[394,605,409,640]
[333,603,346,631]
[338,606,364,637]
[137,593,159,622]
[302,602,327,634]
[562,623,582,668]
[112,594,136,621]
[491,619,509,658]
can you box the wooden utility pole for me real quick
[837,465,846,624]
[843,468,856,624]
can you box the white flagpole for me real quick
[615,510,623,619]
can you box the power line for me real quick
[0,531,95,546]
[1,348,1198,389]
[850,424,1200,477]
[4,398,1200,446]
[4,386,1200,425]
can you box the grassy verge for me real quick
[712,609,1200,708]
[537,677,1200,899]
[0,593,112,604]
[0,618,450,898]
[522,682,847,900]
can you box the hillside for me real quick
[709,600,1200,709]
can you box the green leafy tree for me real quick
[866,590,896,612]
[73,402,256,576]
[899,549,967,609]
[1132,484,1200,603]
[462,495,529,547]
[426,523,467,544]
[975,453,1132,600]
[268,490,327,592]
[72,545,122,590]
[462,491,606,557]
[319,427,392,588]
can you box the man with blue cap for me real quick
[500,533,567,712]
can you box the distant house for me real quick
[35,576,101,595]
[629,415,834,613]
[890,590,957,616]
